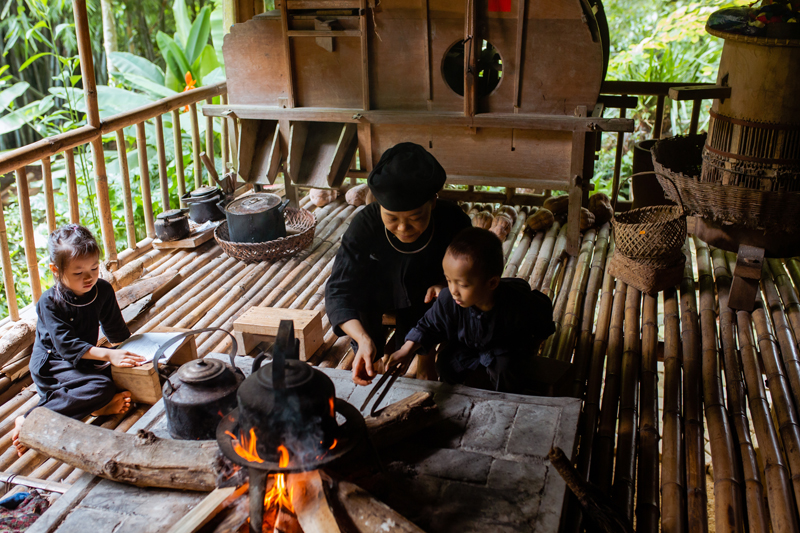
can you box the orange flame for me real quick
[225,429,264,464]
[329,397,335,418]
[329,438,338,450]
[265,445,293,512]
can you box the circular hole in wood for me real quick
[441,39,503,98]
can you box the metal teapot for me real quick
[154,328,244,440]
[236,320,337,462]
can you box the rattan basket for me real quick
[611,174,686,267]
[214,207,316,263]
[652,134,800,231]
[608,251,686,295]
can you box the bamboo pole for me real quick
[171,110,186,207]
[763,261,800,415]
[190,262,274,330]
[155,114,170,212]
[768,258,800,352]
[661,287,686,533]
[576,242,615,478]
[503,229,531,278]
[679,242,707,532]
[501,207,527,264]
[736,293,799,532]
[751,287,800,520]
[189,102,202,189]
[555,227,600,363]
[590,279,627,492]
[712,247,768,533]
[135,122,155,238]
[517,230,545,281]
[115,129,137,250]
[167,264,248,329]
[0,203,20,321]
[41,157,56,233]
[539,224,568,295]
[529,222,561,291]
[637,293,659,532]
[571,225,611,395]
[64,149,80,224]
[696,238,750,533]
[205,97,215,174]
[220,99,228,174]
[15,169,42,302]
[786,258,800,294]
[542,254,577,358]
[612,286,641,522]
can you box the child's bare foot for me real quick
[11,416,26,457]
[91,391,132,416]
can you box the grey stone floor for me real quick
[29,357,580,533]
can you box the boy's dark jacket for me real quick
[405,278,555,369]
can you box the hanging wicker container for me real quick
[214,207,316,264]
[611,174,686,267]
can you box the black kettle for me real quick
[154,328,244,440]
[236,320,337,461]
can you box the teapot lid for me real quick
[190,186,220,198]
[255,359,313,390]
[226,193,281,215]
[176,358,228,383]
[157,208,187,221]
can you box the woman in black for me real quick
[325,143,471,385]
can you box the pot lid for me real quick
[157,209,188,220]
[226,194,281,215]
[255,359,313,390]
[190,186,219,198]
[176,358,227,384]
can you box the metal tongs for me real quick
[360,359,410,417]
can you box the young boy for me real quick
[389,227,555,394]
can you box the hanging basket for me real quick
[608,251,686,296]
[214,207,316,264]
[611,173,687,267]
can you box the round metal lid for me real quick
[226,193,281,215]
[176,358,227,383]
[255,359,313,389]
[190,186,219,198]
[157,209,187,220]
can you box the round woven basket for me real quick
[611,173,686,267]
[214,207,316,264]
[652,134,800,230]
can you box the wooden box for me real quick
[149,326,199,366]
[233,307,324,360]
[111,363,162,405]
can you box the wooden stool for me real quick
[233,307,324,360]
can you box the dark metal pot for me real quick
[155,328,244,440]
[220,193,290,244]
[154,209,190,241]
[236,320,337,462]
[181,186,225,224]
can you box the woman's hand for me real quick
[424,284,445,303]
[106,349,147,368]
[351,339,378,386]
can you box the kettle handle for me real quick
[277,198,290,215]
[152,327,240,393]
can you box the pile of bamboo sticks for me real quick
[2,193,800,533]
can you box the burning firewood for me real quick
[333,480,426,533]
[288,470,341,533]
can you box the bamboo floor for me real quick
[2,194,800,533]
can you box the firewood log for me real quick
[334,480,425,533]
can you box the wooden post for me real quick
[611,106,626,206]
[41,157,56,233]
[654,95,666,140]
[567,105,588,256]
[0,204,20,320]
[189,103,203,189]
[136,122,156,238]
[171,109,187,207]
[689,100,701,135]
[205,97,215,174]
[64,148,80,224]
[463,0,477,118]
[512,0,527,111]
[359,0,370,111]
[115,129,137,250]
[422,0,432,108]
[73,0,117,262]
[15,168,42,302]
[155,114,170,212]
[279,0,296,108]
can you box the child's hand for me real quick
[108,349,147,368]
[424,284,444,303]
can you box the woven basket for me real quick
[652,134,800,231]
[611,175,686,267]
[608,251,686,296]
[214,207,316,264]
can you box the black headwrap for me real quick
[367,142,446,211]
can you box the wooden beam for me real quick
[421,0,432,107]
[464,0,476,118]
[359,0,369,111]
[601,80,714,96]
[567,106,587,257]
[203,105,635,132]
[668,85,731,101]
[280,0,296,108]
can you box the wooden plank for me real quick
[287,121,310,184]
[668,85,732,101]
[327,123,359,187]
[236,119,280,184]
[288,30,361,38]
[233,307,324,360]
[602,80,714,96]
[204,104,634,132]
[166,485,248,533]
[152,223,218,250]
[111,363,162,404]
[15,168,42,301]
[25,474,102,533]
[360,0,370,111]
[280,0,296,108]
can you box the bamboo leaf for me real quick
[19,52,52,72]
[172,0,192,48]
[0,82,30,111]
[156,31,192,87]
[185,6,211,66]
[109,52,165,85]
[0,97,54,135]
[54,22,74,42]
[25,20,47,42]
[0,65,9,77]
